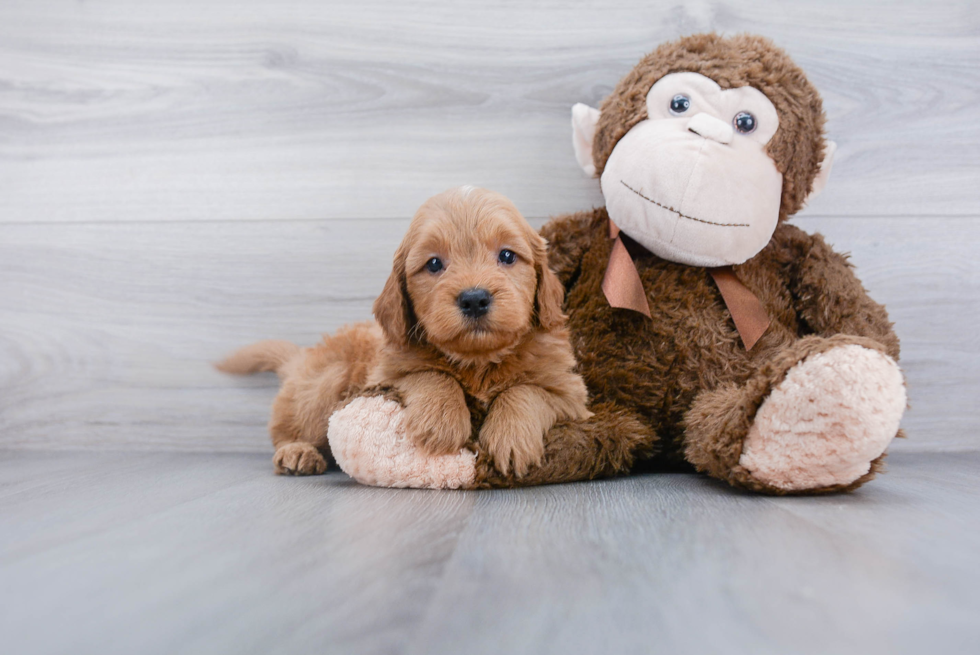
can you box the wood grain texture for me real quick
[1,0,978,223]
[0,451,476,655]
[1,450,978,655]
[0,1,975,453]
[0,216,976,452]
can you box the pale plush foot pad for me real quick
[327,396,477,489]
[740,345,906,491]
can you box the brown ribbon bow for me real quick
[600,219,771,350]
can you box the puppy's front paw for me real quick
[479,415,545,478]
[404,397,471,456]
[273,442,327,476]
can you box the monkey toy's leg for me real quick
[473,402,658,488]
[328,334,905,493]
[683,334,906,494]
[328,397,657,489]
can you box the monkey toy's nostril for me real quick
[457,288,493,318]
[687,112,734,145]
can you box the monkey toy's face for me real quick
[600,73,782,267]
[573,70,833,268]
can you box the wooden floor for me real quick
[1,450,978,655]
[2,1,979,653]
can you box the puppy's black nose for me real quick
[457,288,493,318]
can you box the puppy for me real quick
[218,187,591,477]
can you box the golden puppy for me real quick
[218,187,591,477]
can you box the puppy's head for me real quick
[373,186,565,361]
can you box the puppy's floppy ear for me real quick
[533,236,567,331]
[373,251,415,347]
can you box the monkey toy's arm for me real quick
[539,209,604,288]
[788,228,900,360]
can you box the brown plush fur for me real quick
[472,402,657,489]
[520,206,901,491]
[487,34,901,494]
[219,188,590,477]
[505,204,901,494]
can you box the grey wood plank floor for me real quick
[1,450,978,655]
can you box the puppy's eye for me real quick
[669,94,691,115]
[425,257,443,273]
[498,249,517,265]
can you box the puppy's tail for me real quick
[215,340,301,377]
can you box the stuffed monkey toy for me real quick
[328,33,907,494]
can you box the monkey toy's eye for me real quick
[425,257,443,273]
[498,249,517,265]
[734,111,757,134]
[669,94,691,115]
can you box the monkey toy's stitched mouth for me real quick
[620,181,749,228]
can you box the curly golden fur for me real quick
[218,187,590,477]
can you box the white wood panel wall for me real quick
[1,0,978,452]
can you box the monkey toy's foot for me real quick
[740,344,906,492]
[686,338,907,494]
[739,344,907,491]
[327,396,477,489]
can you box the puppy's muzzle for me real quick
[457,288,493,319]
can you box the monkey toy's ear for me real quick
[805,140,837,206]
[571,103,601,177]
